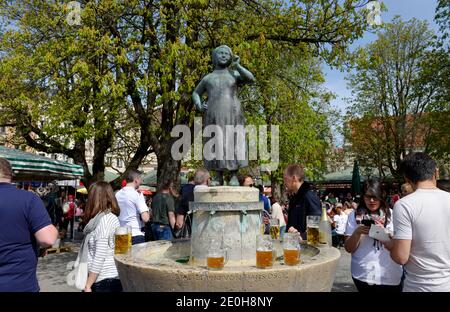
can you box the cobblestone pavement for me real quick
[37,241,80,292]
[331,249,357,292]
[37,243,356,292]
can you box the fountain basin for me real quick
[115,239,340,292]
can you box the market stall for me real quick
[0,146,84,242]
[0,146,83,181]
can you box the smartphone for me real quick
[361,219,375,226]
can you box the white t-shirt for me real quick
[194,185,208,190]
[345,210,403,285]
[271,202,286,227]
[344,208,354,216]
[116,186,149,237]
[333,214,348,235]
[393,188,450,292]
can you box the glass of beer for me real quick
[260,223,266,235]
[306,215,320,246]
[256,235,274,269]
[260,211,267,235]
[206,237,227,270]
[283,233,300,266]
[114,226,131,254]
[269,218,280,241]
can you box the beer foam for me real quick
[116,228,128,235]
[256,248,272,252]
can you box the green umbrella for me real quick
[351,160,362,196]
[142,170,189,186]
[0,146,83,181]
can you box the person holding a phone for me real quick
[344,179,403,292]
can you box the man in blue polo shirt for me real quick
[0,158,58,292]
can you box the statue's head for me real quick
[212,45,233,68]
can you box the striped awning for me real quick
[0,146,83,181]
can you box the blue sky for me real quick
[323,0,440,145]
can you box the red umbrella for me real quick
[139,189,153,196]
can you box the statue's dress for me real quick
[202,69,248,171]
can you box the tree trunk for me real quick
[110,138,153,190]
[271,173,288,204]
[70,140,92,188]
[270,174,282,199]
[156,142,181,190]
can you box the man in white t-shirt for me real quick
[387,152,450,292]
[115,170,150,245]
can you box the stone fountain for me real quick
[114,186,340,292]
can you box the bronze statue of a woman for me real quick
[192,45,255,185]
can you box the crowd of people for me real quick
[1,152,449,292]
[11,183,85,240]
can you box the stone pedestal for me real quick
[115,241,340,292]
[189,186,262,266]
[114,186,341,292]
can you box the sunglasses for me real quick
[364,194,380,201]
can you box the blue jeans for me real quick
[91,278,122,292]
[151,224,173,241]
[280,226,286,240]
[352,277,402,292]
[132,235,145,245]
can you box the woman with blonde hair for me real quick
[79,182,122,292]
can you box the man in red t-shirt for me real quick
[61,195,77,239]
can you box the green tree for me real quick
[434,0,450,48]
[345,17,448,178]
[241,45,334,198]
[428,0,450,173]
[0,0,370,187]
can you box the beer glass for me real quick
[283,233,300,266]
[256,235,274,269]
[114,226,131,254]
[269,218,280,240]
[206,237,228,270]
[260,223,266,235]
[260,211,268,235]
[306,215,320,246]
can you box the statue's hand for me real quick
[202,102,208,111]
[195,101,205,112]
[232,55,240,66]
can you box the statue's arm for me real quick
[192,79,207,111]
[235,64,255,83]
[233,56,255,84]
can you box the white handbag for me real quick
[66,258,88,290]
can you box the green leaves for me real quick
[346,16,449,178]
[0,0,370,185]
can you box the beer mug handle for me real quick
[223,248,229,266]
